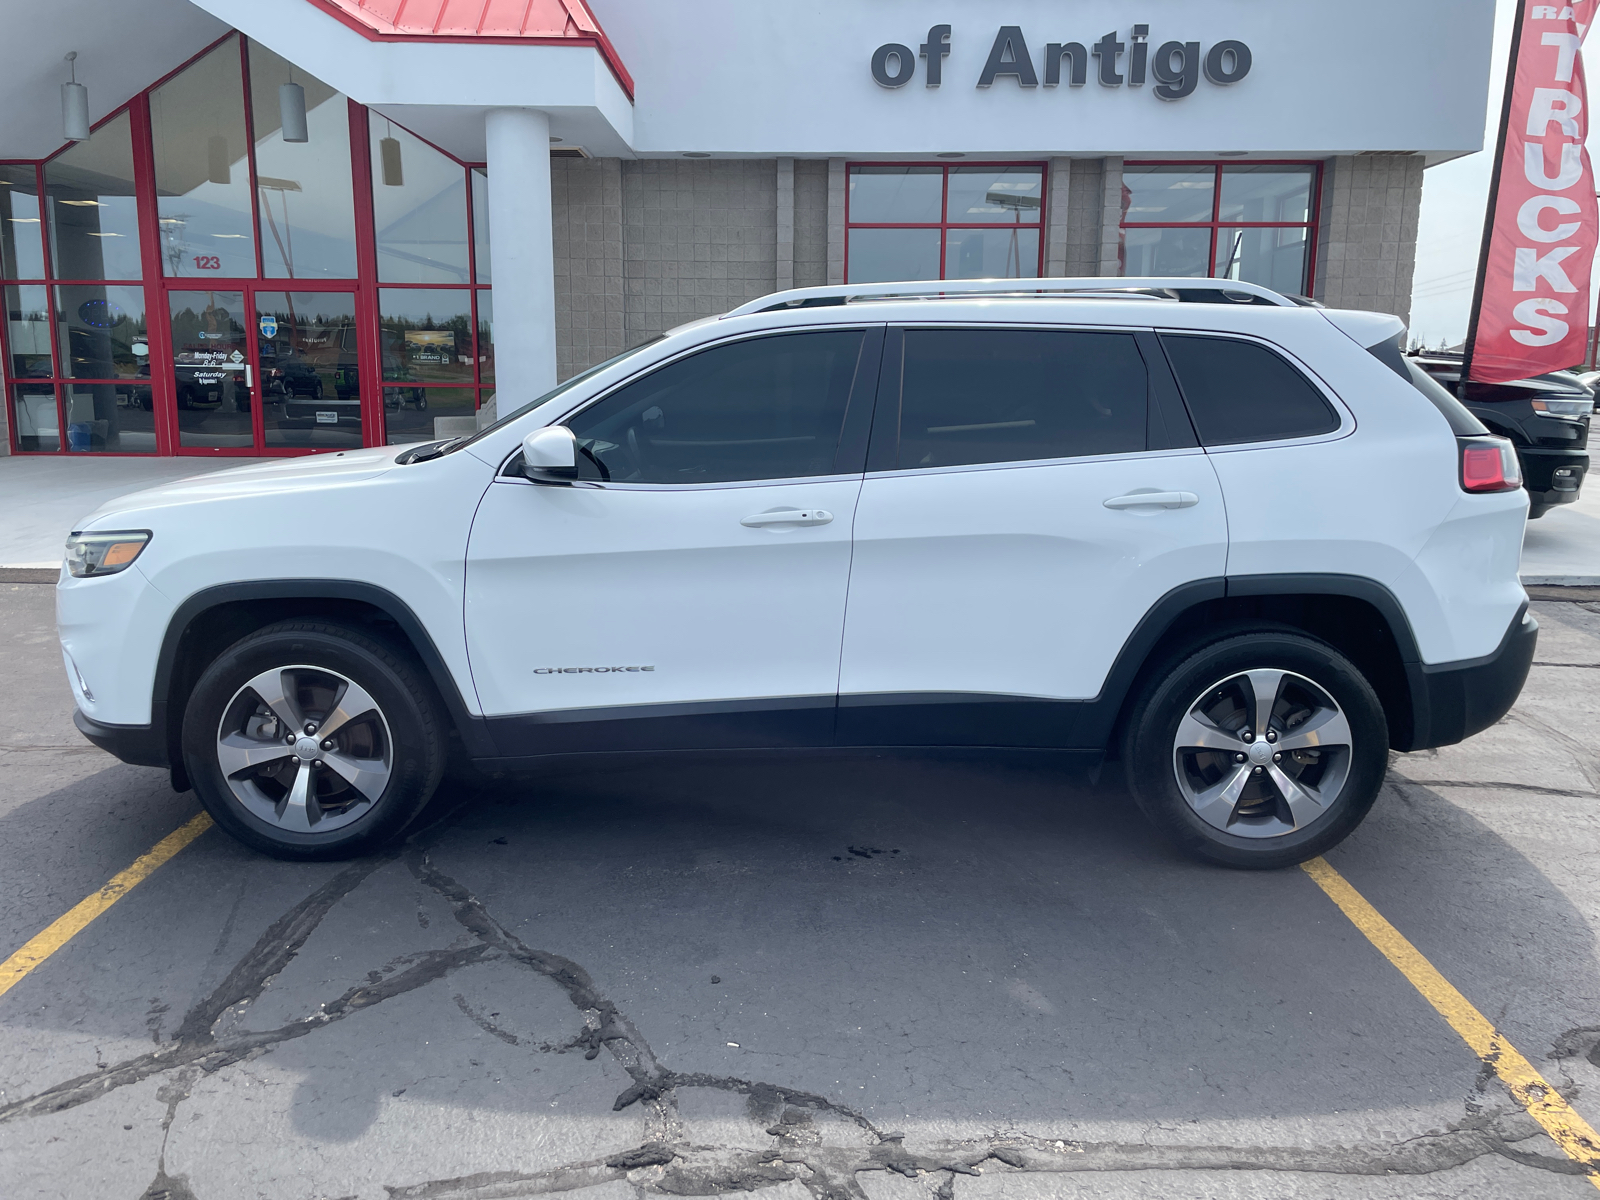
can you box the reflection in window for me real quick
[150,38,257,278]
[11,383,59,450]
[846,163,1044,283]
[55,285,148,379]
[45,110,143,281]
[249,43,356,279]
[169,290,253,449]
[476,290,494,384]
[6,285,52,378]
[254,290,362,448]
[1119,163,1317,293]
[383,385,476,445]
[378,288,473,385]
[0,166,46,280]
[471,167,491,284]
[371,121,469,284]
[64,382,156,453]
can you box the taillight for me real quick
[1458,436,1523,493]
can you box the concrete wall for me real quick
[1313,154,1425,324]
[793,159,830,289]
[550,157,626,383]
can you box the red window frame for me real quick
[844,161,1048,283]
[1119,160,1323,294]
[1,31,493,456]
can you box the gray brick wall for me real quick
[1064,157,1106,278]
[1314,154,1424,323]
[619,159,778,351]
[793,159,830,289]
[1044,158,1071,277]
[551,157,625,383]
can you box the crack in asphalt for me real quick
[1390,776,1598,799]
[0,814,1591,1196]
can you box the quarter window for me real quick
[1160,334,1339,446]
[895,329,1149,469]
[567,330,866,484]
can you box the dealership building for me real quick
[0,0,1494,458]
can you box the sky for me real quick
[1409,0,1600,350]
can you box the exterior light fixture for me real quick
[380,122,403,186]
[207,135,230,185]
[61,52,90,142]
[279,82,308,143]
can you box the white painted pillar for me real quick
[484,107,556,408]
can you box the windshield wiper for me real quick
[398,437,466,464]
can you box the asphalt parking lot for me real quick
[4,580,1600,1199]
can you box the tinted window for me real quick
[568,330,865,484]
[896,329,1148,469]
[1160,334,1338,446]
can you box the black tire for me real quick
[1120,628,1388,870]
[182,620,445,860]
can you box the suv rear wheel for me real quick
[1122,629,1388,869]
[181,620,445,860]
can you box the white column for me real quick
[484,107,557,408]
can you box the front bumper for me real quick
[73,708,167,768]
[1519,446,1587,511]
[1398,608,1537,752]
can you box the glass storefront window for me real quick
[169,290,253,448]
[382,385,476,445]
[1121,226,1212,277]
[846,163,1044,283]
[45,110,143,281]
[55,285,148,379]
[11,384,59,450]
[371,121,469,284]
[471,167,491,284]
[1219,167,1313,224]
[1119,163,1318,293]
[6,285,52,378]
[476,290,494,384]
[0,166,46,280]
[248,43,357,280]
[945,167,1044,224]
[378,288,473,385]
[150,39,258,278]
[1122,168,1216,223]
[253,291,362,448]
[849,167,943,224]
[64,382,156,453]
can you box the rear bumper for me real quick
[73,708,167,768]
[1398,608,1537,752]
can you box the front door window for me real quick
[170,290,253,449]
[255,291,361,448]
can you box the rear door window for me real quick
[1160,334,1339,446]
[566,329,866,484]
[895,328,1149,469]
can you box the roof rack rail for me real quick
[723,276,1297,318]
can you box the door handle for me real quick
[741,508,834,527]
[1103,491,1199,510]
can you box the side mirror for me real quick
[520,426,578,483]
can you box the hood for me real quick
[77,446,402,530]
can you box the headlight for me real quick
[65,530,151,578]
[1531,397,1594,417]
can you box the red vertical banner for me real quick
[1468,1,1600,384]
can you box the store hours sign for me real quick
[871,24,1252,99]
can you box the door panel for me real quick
[464,327,881,754]
[466,478,862,742]
[170,290,254,449]
[255,291,362,449]
[837,324,1228,747]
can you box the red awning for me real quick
[308,0,633,98]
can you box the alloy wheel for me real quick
[1171,668,1353,839]
[215,664,393,833]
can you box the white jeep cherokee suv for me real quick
[58,278,1535,869]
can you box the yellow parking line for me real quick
[0,812,211,1001]
[1302,856,1600,1188]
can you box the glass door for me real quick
[170,290,255,450]
[253,291,361,449]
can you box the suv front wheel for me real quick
[1122,630,1388,869]
[182,621,445,860]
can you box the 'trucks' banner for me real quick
[1468,1,1599,383]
